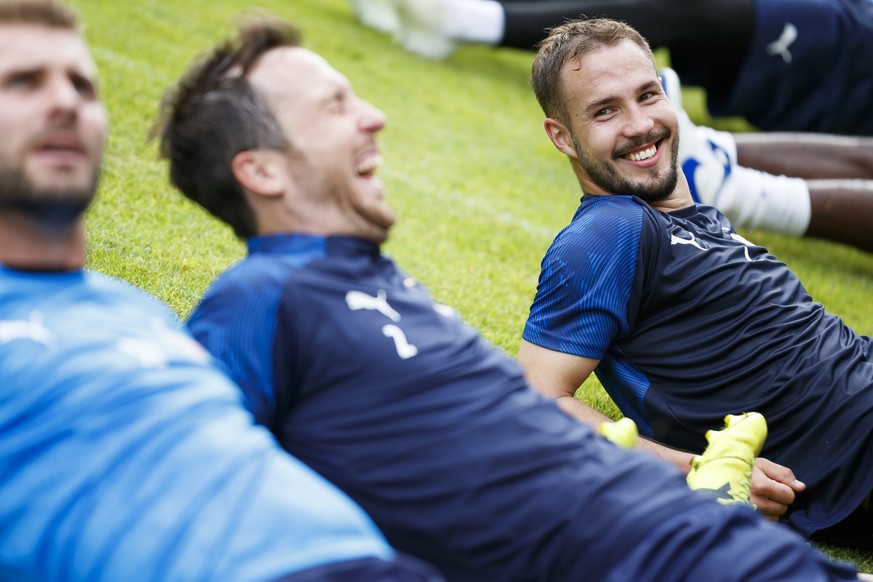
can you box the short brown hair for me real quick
[0,0,78,28]
[530,18,653,123]
[153,13,301,239]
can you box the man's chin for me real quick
[0,197,93,229]
[625,170,679,204]
[358,201,397,233]
[0,167,98,229]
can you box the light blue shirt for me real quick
[0,267,393,581]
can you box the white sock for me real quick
[442,0,504,44]
[716,167,812,236]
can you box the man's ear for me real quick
[544,118,578,160]
[231,150,286,198]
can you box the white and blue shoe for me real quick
[660,67,736,206]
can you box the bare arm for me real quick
[517,339,694,473]
[517,339,805,519]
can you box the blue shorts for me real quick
[711,0,873,135]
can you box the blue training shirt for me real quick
[189,233,858,581]
[524,194,873,535]
[0,266,396,581]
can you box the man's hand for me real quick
[751,457,805,520]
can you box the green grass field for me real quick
[72,0,873,572]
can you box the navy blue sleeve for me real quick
[187,257,286,426]
[523,196,644,359]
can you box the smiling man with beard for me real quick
[519,18,873,550]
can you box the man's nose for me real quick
[45,74,81,117]
[358,98,387,133]
[622,104,655,137]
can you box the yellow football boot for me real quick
[686,412,768,506]
[598,417,639,449]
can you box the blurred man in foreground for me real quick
[0,1,439,580]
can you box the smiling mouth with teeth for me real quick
[624,144,657,162]
[356,154,383,177]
